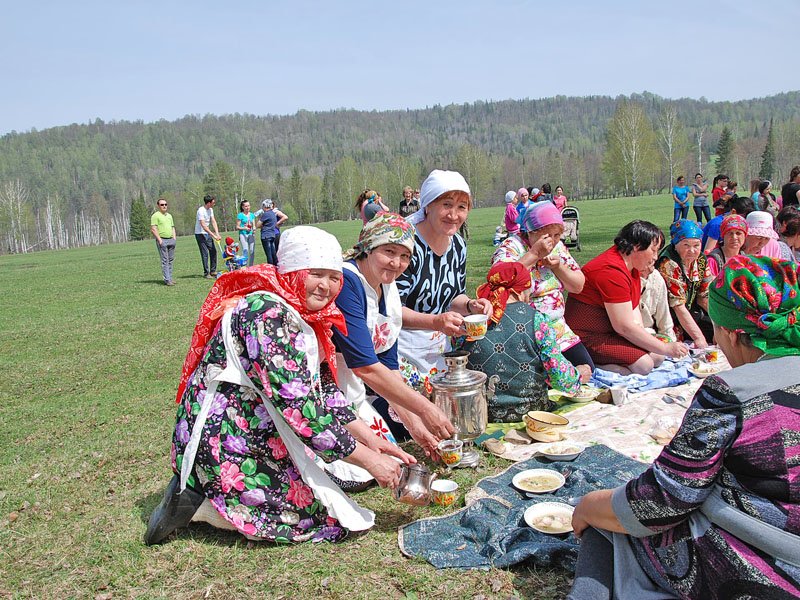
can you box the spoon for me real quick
[662,393,690,409]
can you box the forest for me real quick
[1,90,799,253]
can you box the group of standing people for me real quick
[149,194,288,285]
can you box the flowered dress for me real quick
[492,236,581,352]
[171,293,359,543]
[609,356,800,599]
[462,302,580,422]
[656,246,713,342]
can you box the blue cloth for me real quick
[702,214,724,248]
[672,186,690,208]
[589,356,691,392]
[398,445,646,570]
[259,210,277,240]
[332,264,398,370]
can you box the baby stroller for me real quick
[560,206,581,251]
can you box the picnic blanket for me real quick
[397,444,645,570]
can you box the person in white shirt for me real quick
[195,195,221,279]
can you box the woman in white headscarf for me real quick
[394,170,492,422]
[145,226,412,546]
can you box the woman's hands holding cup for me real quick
[433,311,466,336]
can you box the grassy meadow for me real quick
[0,195,675,599]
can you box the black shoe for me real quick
[144,475,205,545]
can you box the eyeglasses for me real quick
[158,203,167,207]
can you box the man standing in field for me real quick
[151,198,177,286]
[195,194,221,279]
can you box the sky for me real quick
[1,0,798,135]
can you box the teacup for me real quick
[431,479,459,507]
[437,439,464,467]
[464,314,489,339]
[523,410,569,442]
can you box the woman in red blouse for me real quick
[564,221,689,375]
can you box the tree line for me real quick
[1,91,799,253]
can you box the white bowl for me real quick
[538,441,586,462]
[565,385,601,403]
[524,502,575,534]
[511,468,566,494]
[688,362,720,378]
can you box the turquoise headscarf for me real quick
[669,219,703,245]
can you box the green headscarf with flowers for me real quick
[343,211,416,260]
[708,255,800,357]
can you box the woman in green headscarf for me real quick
[568,255,800,600]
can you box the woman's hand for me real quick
[468,297,492,316]
[664,341,689,359]
[405,418,441,459]
[432,311,465,336]
[576,364,592,384]
[367,434,417,465]
[693,337,709,349]
[418,402,456,441]
[366,453,403,490]
[571,496,592,539]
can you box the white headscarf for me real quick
[505,191,516,204]
[406,169,471,225]
[277,226,343,274]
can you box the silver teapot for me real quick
[431,350,488,467]
[393,463,437,506]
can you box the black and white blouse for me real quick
[396,232,467,314]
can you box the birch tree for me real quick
[656,105,690,187]
[603,102,658,196]
[0,180,32,253]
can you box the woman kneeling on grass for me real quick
[568,256,800,600]
[145,226,413,545]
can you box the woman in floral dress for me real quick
[463,262,585,422]
[145,227,412,545]
[492,200,593,376]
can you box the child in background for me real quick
[223,236,239,272]
[723,181,738,204]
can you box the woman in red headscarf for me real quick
[462,262,586,422]
[145,226,413,546]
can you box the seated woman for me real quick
[395,169,491,402]
[463,262,585,422]
[706,213,747,276]
[568,255,800,600]
[742,210,782,258]
[637,264,676,342]
[655,219,714,348]
[564,220,688,375]
[492,200,594,375]
[145,227,413,545]
[330,213,454,483]
[777,206,800,264]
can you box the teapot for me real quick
[393,463,437,506]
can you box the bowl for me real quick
[566,385,601,403]
[437,439,464,467]
[688,361,720,378]
[431,479,459,507]
[523,411,569,442]
[511,468,566,494]
[523,502,575,534]
[538,441,586,461]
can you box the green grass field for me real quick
[0,195,675,599]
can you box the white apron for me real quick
[179,292,374,532]
[324,262,404,483]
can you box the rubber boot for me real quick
[144,474,205,545]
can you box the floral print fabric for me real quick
[172,293,357,543]
[492,236,581,351]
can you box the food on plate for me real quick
[531,513,572,534]
[541,443,582,455]
[524,502,575,534]
[517,473,562,492]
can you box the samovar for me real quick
[430,350,488,467]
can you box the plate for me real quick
[567,385,602,403]
[511,468,566,494]
[688,362,720,378]
[538,441,586,461]
[524,502,575,534]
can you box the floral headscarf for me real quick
[175,230,348,403]
[343,212,415,260]
[520,201,563,234]
[476,262,531,325]
[669,219,703,245]
[719,214,748,239]
[708,255,800,358]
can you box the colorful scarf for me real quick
[476,262,531,325]
[719,214,748,239]
[669,218,703,244]
[520,201,563,234]
[708,255,800,357]
[175,264,347,403]
[343,212,415,260]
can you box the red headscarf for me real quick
[175,265,347,403]
[476,262,532,325]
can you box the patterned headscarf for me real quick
[669,219,703,245]
[520,201,563,234]
[343,212,416,260]
[719,214,748,239]
[476,262,531,325]
[708,255,800,358]
[175,230,348,403]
